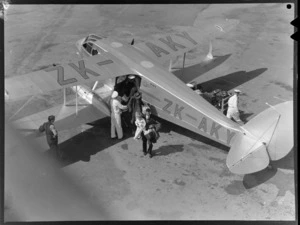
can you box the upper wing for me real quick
[132,19,239,66]
[5,52,133,100]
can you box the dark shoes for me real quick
[143,151,153,158]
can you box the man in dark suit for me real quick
[140,108,161,158]
[39,115,63,160]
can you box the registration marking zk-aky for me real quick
[162,98,236,145]
[44,59,113,86]
[163,98,184,120]
[145,31,198,58]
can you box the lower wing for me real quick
[12,96,108,137]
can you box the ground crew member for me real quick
[110,91,128,139]
[226,89,243,125]
[39,115,63,159]
[141,108,161,158]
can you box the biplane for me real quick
[5,18,293,174]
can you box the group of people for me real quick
[110,75,161,158]
[39,75,243,161]
[187,82,244,125]
[38,75,161,160]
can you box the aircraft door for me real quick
[114,75,141,101]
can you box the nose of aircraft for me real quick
[75,38,85,52]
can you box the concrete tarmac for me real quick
[4,4,295,221]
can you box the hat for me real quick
[213,89,221,94]
[111,91,118,98]
[234,89,241,93]
[186,83,194,88]
[195,89,202,94]
[128,75,135,79]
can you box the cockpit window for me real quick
[88,38,97,42]
[82,42,99,56]
[82,42,93,54]
[88,34,103,40]
[91,48,98,56]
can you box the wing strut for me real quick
[182,53,186,76]
[63,88,66,106]
[8,95,35,121]
[92,81,99,91]
[169,59,173,72]
[75,85,78,115]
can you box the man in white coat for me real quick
[110,91,128,139]
[226,89,243,125]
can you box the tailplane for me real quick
[226,101,293,174]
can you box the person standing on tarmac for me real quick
[39,115,63,159]
[141,108,161,158]
[110,91,128,139]
[226,89,243,125]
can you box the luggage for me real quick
[145,129,160,143]
[142,104,151,115]
[38,123,46,132]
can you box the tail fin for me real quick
[226,101,293,174]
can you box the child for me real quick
[133,111,146,140]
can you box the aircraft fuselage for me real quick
[74,34,242,147]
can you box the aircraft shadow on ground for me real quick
[154,115,229,152]
[243,167,278,189]
[43,117,135,167]
[43,112,230,167]
[239,110,254,123]
[242,147,294,189]
[153,144,185,157]
[172,54,232,84]
[271,147,295,170]
[200,68,268,92]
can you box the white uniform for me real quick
[111,98,127,139]
[226,94,242,123]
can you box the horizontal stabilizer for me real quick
[226,132,270,174]
[243,101,293,161]
[227,101,293,174]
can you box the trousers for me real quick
[141,132,153,155]
[49,142,62,159]
[227,107,242,122]
[111,112,123,139]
